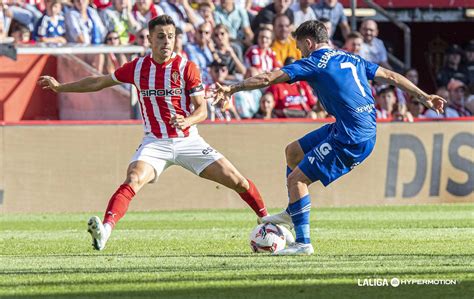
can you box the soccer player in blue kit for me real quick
[212,20,446,255]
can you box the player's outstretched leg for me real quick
[88,161,155,251]
[199,158,268,218]
[274,167,314,256]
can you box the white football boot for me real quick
[273,242,314,256]
[260,209,294,229]
[87,216,110,251]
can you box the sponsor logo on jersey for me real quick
[313,142,333,161]
[356,104,375,113]
[141,88,183,97]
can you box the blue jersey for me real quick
[35,14,66,39]
[281,47,379,144]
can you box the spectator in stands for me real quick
[247,0,272,17]
[253,91,277,119]
[206,60,241,121]
[343,31,363,55]
[195,1,215,27]
[212,23,246,80]
[7,0,42,32]
[184,21,214,85]
[0,0,13,39]
[10,22,32,43]
[214,0,253,47]
[375,86,396,119]
[34,0,66,44]
[392,101,414,122]
[401,68,425,118]
[132,0,164,29]
[424,86,458,118]
[446,79,471,116]
[133,27,150,57]
[233,68,262,118]
[100,0,139,45]
[174,27,187,58]
[251,0,294,37]
[244,27,280,73]
[271,13,300,65]
[261,57,318,118]
[465,41,474,93]
[359,19,392,70]
[65,0,106,44]
[376,86,411,121]
[94,30,127,74]
[311,0,349,40]
[436,44,470,87]
[159,0,197,42]
[290,0,315,28]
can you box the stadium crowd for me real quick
[1,0,473,120]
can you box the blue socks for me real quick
[287,194,311,244]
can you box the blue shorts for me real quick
[297,124,376,186]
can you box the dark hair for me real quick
[292,20,328,44]
[214,24,229,34]
[209,60,227,68]
[273,13,290,26]
[318,17,330,24]
[346,31,363,40]
[175,27,183,35]
[148,15,175,32]
[378,86,395,96]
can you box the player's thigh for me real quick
[297,123,334,154]
[174,135,224,176]
[286,124,333,168]
[298,135,376,187]
[129,136,174,186]
[199,157,248,192]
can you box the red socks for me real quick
[103,184,136,228]
[239,179,268,217]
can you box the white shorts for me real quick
[131,134,224,183]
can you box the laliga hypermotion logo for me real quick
[309,142,333,164]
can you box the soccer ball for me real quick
[249,223,295,253]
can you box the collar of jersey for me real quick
[150,52,177,66]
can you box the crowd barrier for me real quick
[0,119,472,213]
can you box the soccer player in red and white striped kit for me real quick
[38,15,268,251]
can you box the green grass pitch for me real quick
[1,204,473,298]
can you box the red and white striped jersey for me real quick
[112,53,204,138]
[244,45,281,73]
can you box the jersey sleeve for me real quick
[112,58,137,84]
[363,58,379,81]
[281,58,316,84]
[184,61,205,96]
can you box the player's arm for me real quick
[170,94,207,130]
[38,74,120,93]
[373,67,446,114]
[212,70,290,105]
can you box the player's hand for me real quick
[38,76,61,93]
[209,82,232,107]
[170,114,191,130]
[420,94,447,115]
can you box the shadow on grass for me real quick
[1,281,473,299]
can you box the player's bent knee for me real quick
[287,171,308,188]
[125,170,147,190]
[285,142,303,169]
